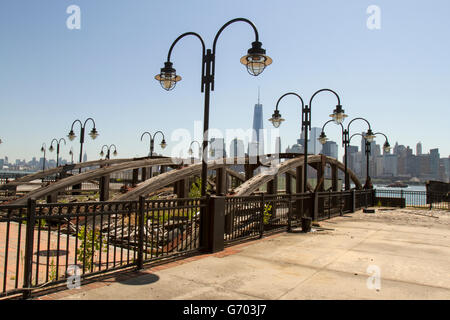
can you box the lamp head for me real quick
[89,128,99,140]
[40,146,45,152]
[100,150,104,157]
[113,150,118,157]
[67,130,76,141]
[318,132,329,145]
[268,109,285,128]
[383,141,391,153]
[155,61,181,91]
[49,145,54,152]
[365,129,376,143]
[240,41,272,76]
[329,105,347,125]
[160,139,167,149]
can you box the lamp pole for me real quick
[188,140,202,163]
[269,89,346,193]
[156,18,272,198]
[69,147,74,164]
[49,138,66,167]
[100,144,118,160]
[141,131,167,178]
[319,117,375,190]
[40,143,47,172]
[67,118,99,173]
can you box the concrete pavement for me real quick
[45,208,450,300]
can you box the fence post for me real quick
[287,194,292,232]
[201,195,225,253]
[312,192,319,221]
[400,189,406,208]
[137,196,145,270]
[23,198,36,299]
[351,190,356,213]
[259,193,265,238]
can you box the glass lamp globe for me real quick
[240,41,272,76]
[329,105,348,125]
[68,130,76,141]
[155,62,181,91]
[160,140,167,149]
[318,132,329,145]
[113,150,118,157]
[365,129,376,143]
[49,145,54,152]
[89,128,99,140]
[268,110,284,128]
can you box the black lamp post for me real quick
[188,140,202,162]
[100,144,118,160]
[40,143,47,171]
[67,118,99,173]
[69,147,74,164]
[49,138,66,167]
[140,131,167,157]
[319,117,375,190]
[156,18,272,197]
[374,132,391,154]
[141,131,167,178]
[269,89,346,193]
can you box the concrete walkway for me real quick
[43,208,450,300]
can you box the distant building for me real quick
[321,140,338,160]
[416,142,422,155]
[430,148,440,179]
[83,152,88,163]
[383,154,398,177]
[251,99,264,156]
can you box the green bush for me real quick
[77,226,105,272]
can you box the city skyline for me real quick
[1,1,449,160]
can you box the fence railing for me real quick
[375,189,449,210]
[3,187,425,299]
[0,197,204,298]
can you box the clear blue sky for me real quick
[0,0,449,163]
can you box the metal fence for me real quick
[2,187,424,299]
[224,190,372,244]
[375,189,449,210]
[0,197,204,298]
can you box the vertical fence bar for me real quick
[259,194,265,238]
[23,198,36,299]
[137,196,145,269]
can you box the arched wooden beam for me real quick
[232,155,362,196]
[9,157,180,205]
[2,156,168,187]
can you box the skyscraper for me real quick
[298,127,322,155]
[416,142,422,155]
[251,89,264,155]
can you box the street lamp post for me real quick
[140,131,167,178]
[49,138,66,167]
[67,118,99,173]
[318,117,375,190]
[188,140,202,162]
[40,143,47,172]
[269,89,346,193]
[155,18,272,198]
[100,144,118,160]
[69,147,74,164]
